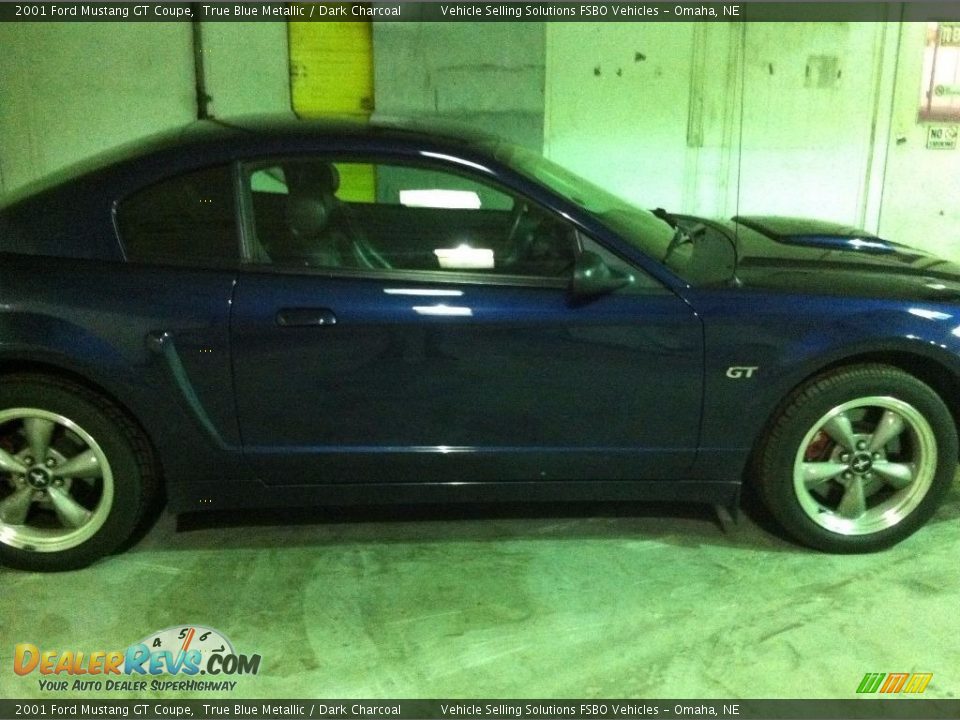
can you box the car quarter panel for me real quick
[0,253,249,488]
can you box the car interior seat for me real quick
[278,162,344,267]
[273,162,394,271]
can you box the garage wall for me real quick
[736,22,891,226]
[546,23,703,212]
[544,22,895,224]
[545,23,749,217]
[543,18,960,263]
[879,22,960,259]
[372,22,546,150]
[0,23,194,196]
[202,22,291,118]
[0,22,289,198]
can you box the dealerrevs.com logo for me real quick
[14,625,260,693]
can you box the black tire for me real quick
[755,364,958,553]
[0,374,161,571]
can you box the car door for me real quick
[112,163,242,450]
[229,155,703,485]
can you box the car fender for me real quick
[687,290,960,480]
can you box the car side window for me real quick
[243,159,578,279]
[116,165,238,266]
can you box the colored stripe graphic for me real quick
[880,673,909,693]
[857,672,932,694]
[857,673,885,693]
[904,673,934,693]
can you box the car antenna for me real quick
[191,3,213,120]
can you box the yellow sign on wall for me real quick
[289,10,374,117]
[289,7,375,200]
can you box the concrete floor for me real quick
[3,480,959,701]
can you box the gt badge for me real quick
[726,366,759,379]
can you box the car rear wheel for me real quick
[0,374,160,571]
[756,364,957,552]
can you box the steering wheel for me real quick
[506,200,530,245]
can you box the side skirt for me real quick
[168,479,741,514]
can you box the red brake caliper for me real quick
[804,430,833,462]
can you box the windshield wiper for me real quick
[663,221,708,263]
[652,207,679,229]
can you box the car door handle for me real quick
[275,308,337,327]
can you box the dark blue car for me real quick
[1,117,958,570]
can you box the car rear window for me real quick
[116,165,238,266]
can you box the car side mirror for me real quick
[569,250,631,300]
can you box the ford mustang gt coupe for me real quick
[1,117,958,570]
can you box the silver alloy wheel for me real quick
[792,396,937,536]
[0,408,114,553]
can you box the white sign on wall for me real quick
[926,125,959,150]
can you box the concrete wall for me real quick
[0,22,289,197]
[545,22,892,223]
[879,22,960,259]
[0,23,194,195]
[736,22,890,226]
[545,23,701,212]
[202,22,291,119]
[372,22,546,151]
[544,20,959,260]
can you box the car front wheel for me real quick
[756,364,958,552]
[0,374,160,571]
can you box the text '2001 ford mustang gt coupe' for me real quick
[1,116,959,570]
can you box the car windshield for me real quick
[491,143,677,261]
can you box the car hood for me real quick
[724,215,960,302]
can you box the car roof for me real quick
[0,114,497,209]
[223,113,498,145]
